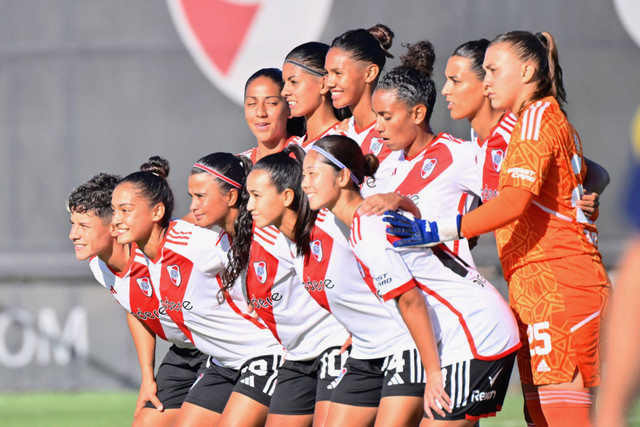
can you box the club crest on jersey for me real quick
[310,240,323,262]
[369,138,383,156]
[491,149,504,172]
[167,0,334,106]
[421,158,437,179]
[167,265,182,287]
[253,261,267,284]
[136,277,153,297]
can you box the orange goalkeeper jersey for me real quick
[496,97,601,279]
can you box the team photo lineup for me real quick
[67,25,614,427]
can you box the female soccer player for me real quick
[246,146,432,427]
[440,38,608,211]
[112,155,285,427]
[241,68,304,163]
[325,24,393,166]
[220,153,350,427]
[302,135,520,425]
[281,42,343,149]
[364,40,482,267]
[386,31,612,427]
[68,173,204,427]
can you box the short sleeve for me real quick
[352,215,417,301]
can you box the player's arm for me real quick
[577,157,609,221]
[359,192,422,218]
[126,312,163,414]
[395,287,452,419]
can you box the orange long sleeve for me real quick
[461,186,534,238]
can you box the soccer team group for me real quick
[67,24,612,427]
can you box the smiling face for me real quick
[324,47,369,110]
[372,88,420,153]
[188,173,232,229]
[301,150,341,211]
[483,43,526,112]
[111,183,159,246]
[281,62,325,118]
[442,56,487,121]
[244,76,290,145]
[69,210,115,261]
[246,169,290,229]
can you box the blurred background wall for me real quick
[0,0,638,391]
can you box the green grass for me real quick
[0,391,137,427]
[0,391,639,426]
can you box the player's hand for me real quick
[577,191,600,220]
[423,369,452,420]
[339,335,352,354]
[135,378,163,416]
[383,210,441,247]
[359,193,406,216]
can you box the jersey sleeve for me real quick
[501,113,556,196]
[190,227,228,276]
[454,142,483,198]
[352,215,417,301]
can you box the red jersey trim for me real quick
[353,119,375,135]
[216,275,267,330]
[300,122,340,148]
[106,244,136,279]
[381,279,418,302]
[151,222,177,264]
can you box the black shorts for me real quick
[143,345,206,410]
[429,351,516,421]
[269,346,350,415]
[184,353,284,413]
[330,347,426,407]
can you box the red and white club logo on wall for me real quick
[167,0,335,106]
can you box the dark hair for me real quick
[377,40,437,122]
[221,145,316,290]
[118,156,174,228]
[67,173,122,219]
[190,152,253,292]
[313,135,379,189]
[491,31,566,110]
[284,42,351,122]
[244,68,305,137]
[331,24,394,70]
[452,39,490,80]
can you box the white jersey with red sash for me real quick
[247,225,349,361]
[380,133,482,267]
[471,112,517,202]
[290,209,415,360]
[89,245,192,348]
[146,220,284,369]
[350,212,520,366]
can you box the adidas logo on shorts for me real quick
[327,367,347,390]
[536,359,551,372]
[387,373,405,386]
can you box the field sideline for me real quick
[1,391,639,426]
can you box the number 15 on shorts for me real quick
[527,322,552,356]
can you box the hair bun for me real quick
[400,40,435,78]
[140,156,170,179]
[368,24,394,58]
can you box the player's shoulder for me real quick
[350,211,385,247]
[165,220,223,251]
[253,225,281,248]
[518,97,566,142]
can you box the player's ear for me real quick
[337,169,352,188]
[151,203,165,223]
[522,62,537,84]
[282,188,295,208]
[227,188,239,207]
[320,75,330,95]
[364,63,380,84]
[109,222,119,238]
[413,104,427,125]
